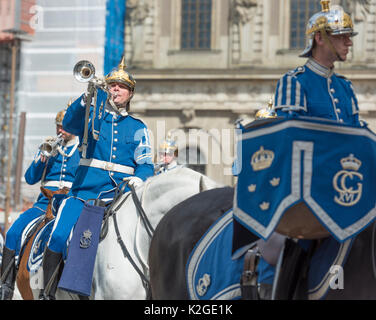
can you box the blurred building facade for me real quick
[0,0,35,216]
[16,0,107,202]
[126,0,376,185]
[4,0,376,203]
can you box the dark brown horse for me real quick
[16,187,69,300]
[149,187,376,300]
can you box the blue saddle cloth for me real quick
[186,207,355,300]
[234,117,376,242]
[28,219,55,273]
[307,236,354,300]
[186,210,245,300]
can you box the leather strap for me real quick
[241,248,260,300]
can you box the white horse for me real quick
[28,167,221,299]
[92,167,220,299]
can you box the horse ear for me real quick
[199,175,208,193]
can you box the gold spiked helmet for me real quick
[159,133,177,155]
[105,56,136,91]
[255,98,277,120]
[300,0,357,58]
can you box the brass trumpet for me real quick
[39,134,64,158]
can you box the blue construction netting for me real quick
[104,0,126,75]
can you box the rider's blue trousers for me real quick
[47,197,84,259]
[5,206,45,256]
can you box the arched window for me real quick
[179,146,206,174]
[290,0,321,49]
[181,0,212,50]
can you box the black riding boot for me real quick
[39,248,63,300]
[0,246,17,300]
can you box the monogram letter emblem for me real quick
[332,154,363,207]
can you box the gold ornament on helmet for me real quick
[159,133,177,155]
[105,56,136,90]
[300,0,357,58]
[55,98,74,125]
[255,98,277,120]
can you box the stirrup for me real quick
[0,284,14,300]
[0,247,16,300]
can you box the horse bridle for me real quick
[100,181,153,298]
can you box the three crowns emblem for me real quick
[249,146,277,212]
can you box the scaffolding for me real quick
[0,43,16,200]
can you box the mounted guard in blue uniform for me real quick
[154,133,181,174]
[0,104,80,300]
[232,0,375,300]
[38,57,154,299]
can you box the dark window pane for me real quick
[290,0,321,49]
[181,0,212,50]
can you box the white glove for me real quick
[123,177,143,188]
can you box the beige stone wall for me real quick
[125,0,376,186]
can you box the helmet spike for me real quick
[118,55,127,71]
[105,54,136,90]
[268,96,273,108]
[320,0,330,12]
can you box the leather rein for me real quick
[100,181,154,298]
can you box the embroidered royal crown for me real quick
[83,229,92,239]
[259,201,270,211]
[340,154,361,171]
[251,146,274,171]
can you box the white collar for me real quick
[167,160,178,169]
[58,136,79,157]
[306,58,334,78]
[63,136,79,147]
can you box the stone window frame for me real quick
[168,0,222,54]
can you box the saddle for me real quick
[275,202,329,239]
[240,235,355,300]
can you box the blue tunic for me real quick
[48,91,154,255]
[62,89,154,199]
[254,58,362,286]
[274,58,360,126]
[5,138,80,255]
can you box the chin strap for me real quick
[320,29,344,62]
[108,92,133,115]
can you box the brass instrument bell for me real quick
[73,60,96,83]
[39,134,64,158]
